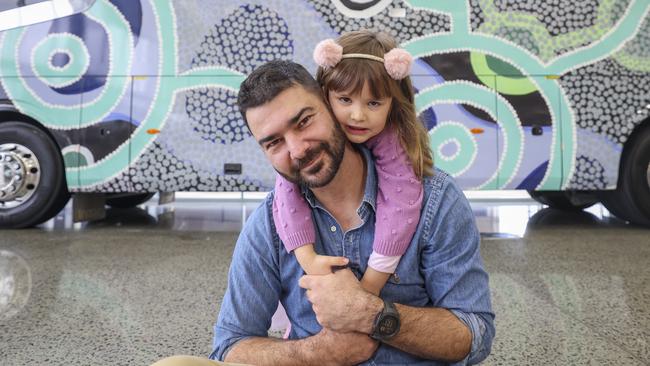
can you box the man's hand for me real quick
[310,327,379,366]
[299,268,383,333]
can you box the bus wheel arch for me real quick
[0,119,70,228]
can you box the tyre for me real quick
[0,121,69,228]
[106,193,155,209]
[528,190,598,211]
[598,125,650,226]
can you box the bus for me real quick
[1,0,649,228]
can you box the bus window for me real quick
[0,0,95,32]
[0,1,48,12]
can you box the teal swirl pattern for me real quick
[31,34,90,88]
[429,122,478,177]
[404,0,649,189]
[0,0,245,188]
[417,81,523,189]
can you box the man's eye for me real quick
[266,139,280,150]
[298,114,312,128]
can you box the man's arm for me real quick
[300,270,472,362]
[225,328,378,366]
[389,305,472,361]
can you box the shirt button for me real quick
[330,226,337,232]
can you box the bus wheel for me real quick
[599,126,650,226]
[528,190,598,211]
[0,121,69,228]
[106,193,155,209]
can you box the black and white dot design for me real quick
[308,0,450,44]
[185,88,245,145]
[470,0,486,31]
[81,142,262,192]
[494,27,540,55]
[185,4,293,144]
[561,59,650,145]
[493,0,600,37]
[568,155,607,189]
[619,14,650,59]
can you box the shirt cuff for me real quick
[448,310,490,365]
[211,335,251,362]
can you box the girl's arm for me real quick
[365,126,423,258]
[273,175,349,274]
[272,175,315,252]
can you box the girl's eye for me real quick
[338,97,351,104]
[368,101,381,107]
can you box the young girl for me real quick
[273,30,433,296]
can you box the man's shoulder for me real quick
[422,168,461,204]
[238,191,277,245]
[417,168,469,235]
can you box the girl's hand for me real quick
[294,245,349,275]
[307,254,349,275]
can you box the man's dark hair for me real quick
[237,60,322,126]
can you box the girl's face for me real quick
[327,82,392,144]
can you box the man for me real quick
[209,60,494,365]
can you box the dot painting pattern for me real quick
[568,155,607,190]
[308,0,450,44]
[185,4,293,144]
[80,142,260,193]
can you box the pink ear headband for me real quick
[313,39,413,80]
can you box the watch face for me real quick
[378,315,399,335]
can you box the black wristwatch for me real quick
[370,299,400,341]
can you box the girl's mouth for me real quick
[345,125,369,135]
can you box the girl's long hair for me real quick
[316,30,434,179]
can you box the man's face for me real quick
[246,85,347,188]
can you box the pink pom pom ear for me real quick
[383,48,413,80]
[313,39,343,69]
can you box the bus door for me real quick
[496,75,560,190]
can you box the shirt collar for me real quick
[302,145,377,213]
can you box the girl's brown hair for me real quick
[316,30,434,179]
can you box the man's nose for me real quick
[286,137,308,160]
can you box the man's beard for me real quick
[278,123,346,188]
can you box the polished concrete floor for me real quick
[0,194,649,365]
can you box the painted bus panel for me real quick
[1,0,650,227]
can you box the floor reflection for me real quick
[3,193,648,365]
[0,250,32,321]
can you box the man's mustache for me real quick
[291,144,326,172]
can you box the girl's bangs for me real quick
[325,59,393,99]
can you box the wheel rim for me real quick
[0,144,41,209]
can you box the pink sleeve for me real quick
[368,251,402,274]
[365,127,423,256]
[272,175,315,252]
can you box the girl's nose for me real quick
[350,106,365,122]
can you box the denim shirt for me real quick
[212,147,495,365]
